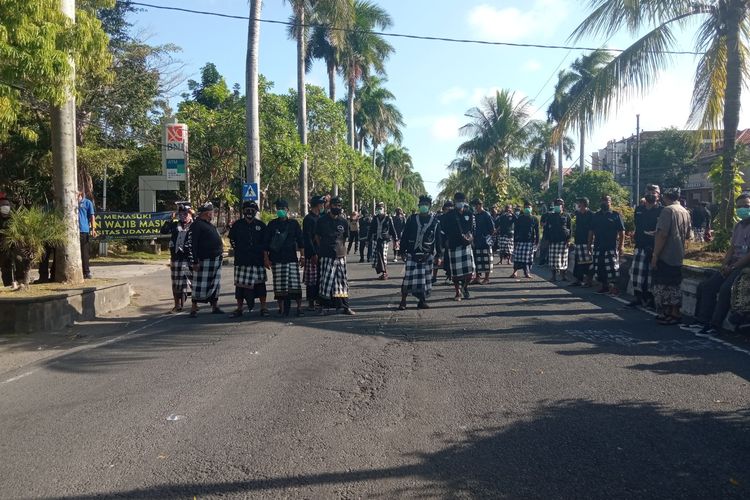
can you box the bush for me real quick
[705,229,731,253]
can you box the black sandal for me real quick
[260,309,270,317]
[189,310,198,318]
[398,303,407,310]
[658,316,679,326]
[230,310,243,318]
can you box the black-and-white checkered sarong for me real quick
[402,254,434,297]
[303,258,318,287]
[272,261,302,299]
[234,264,266,288]
[573,244,593,265]
[319,256,348,299]
[192,256,222,302]
[592,249,620,285]
[630,248,652,293]
[497,236,514,257]
[170,259,192,295]
[449,246,475,280]
[474,248,493,273]
[513,241,535,265]
[547,242,569,271]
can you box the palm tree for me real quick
[306,24,341,101]
[526,120,575,191]
[354,75,404,166]
[438,157,487,202]
[561,0,750,228]
[245,0,262,200]
[401,170,426,197]
[553,50,612,174]
[457,89,533,177]
[340,0,394,149]
[548,69,579,195]
[377,143,413,191]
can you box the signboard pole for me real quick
[185,146,191,203]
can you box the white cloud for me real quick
[440,86,469,105]
[467,0,569,42]
[431,116,462,140]
[522,59,542,72]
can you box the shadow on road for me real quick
[50,399,749,499]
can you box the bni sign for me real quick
[162,123,188,181]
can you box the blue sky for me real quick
[131,0,749,197]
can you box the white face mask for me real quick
[0,206,10,216]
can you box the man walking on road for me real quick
[315,196,354,316]
[629,192,661,308]
[650,188,692,326]
[369,202,398,280]
[186,202,224,317]
[347,210,360,255]
[399,195,443,310]
[441,192,476,301]
[495,204,516,266]
[471,198,495,285]
[78,190,96,280]
[228,201,269,318]
[589,195,626,295]
[544,198,571,282]
[303,195,325,311]
[570,198,594,287]
[511,202,539,279]
[265,199,305,317]
[358,209,372,263]
[161,203,193,313]
[392,208,406,262]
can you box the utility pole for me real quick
[557,140,563,198]
[636,114,641,205]
[246,0,262,206]
[628,139,634,206]
[52,0,83,284]
[99,164,108,257]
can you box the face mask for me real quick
[553,205,562,214]
[524,208,532,215]
[455,202,466,210]
[418,205,429,214]
[601,203,610,212]
[244,209,256,218]
[277,209,287,218]
[330,207,342,216]
[738,207,750,220]
[375,209,383,215]
[0,206,9,216]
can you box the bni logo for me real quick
[167,125,184,144]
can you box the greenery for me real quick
[634,128,701,192]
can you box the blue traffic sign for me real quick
[242,183,259,201]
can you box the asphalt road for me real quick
[1,255,749,499]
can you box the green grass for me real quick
[0,278,114,298]
[93,250,170,263]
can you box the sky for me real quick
[130,0,750,197]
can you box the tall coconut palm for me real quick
[548,69,579,195]
[457,89,533,177]
[401,170,426,197]
[306,24,341,101]
[340,0,394,149]
[245,0,262,199]
[560,0,750,228]
[377,143,412,192]
[526,120,575,191]
[354,75,404,167]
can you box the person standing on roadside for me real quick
[392,207,406,262]
[589,195,626,295]
[265,199,305,317]
[691,200,712,242]
[544,198,572,282]
[78,190,96,279]
[303,195,325,311]
[628,193,662,308]
[471,198,495,284]
[570,198,594,287]
[510,202,539,279]
[398,195,443,310]
[161,203,193,313]
[228,201,269,318]
[315,196,355,316]
[650,188,692,326]
[369,202,398,280]
[441,193,476,300]
[186,202,224,317]
[347,210,360,255]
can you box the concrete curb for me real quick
[0,282,132,334]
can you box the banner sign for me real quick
[95,211,173,240]
[162,123,188,181]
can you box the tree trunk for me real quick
[52,0,83,285]
[372,143,377,169]
[557,140,564,198]
[246,0,262,205]
[350,177,355,213]
[327,60,336,101]
[579,121,585,173]
[719,0,744,229]
[347,74,356,148]
[296,6,309,216]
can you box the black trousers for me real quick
[0,255,24,286]
[38,245,56,282]
[235,283,267,304]
[573,262,591,282]
[80,233,91,276]
[347,231,359,253]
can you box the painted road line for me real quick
[2,370,36,385]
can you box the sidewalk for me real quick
[0,262,171,377]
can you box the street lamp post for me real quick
[636,114,641,205]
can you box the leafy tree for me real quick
[526,120,574,191]
[355,75,403,162]
[563,0,750,229]
[560,170,630,209]
[633,128,701,193]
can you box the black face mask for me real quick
[244,210,256,218]
[601,203,610,212]
[330,207,342,216]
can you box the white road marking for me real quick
[2,370,36,384]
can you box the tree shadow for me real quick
[50,399,750,499]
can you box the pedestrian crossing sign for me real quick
[242,183,259,201]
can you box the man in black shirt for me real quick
[315,196,354,315]
[471,198,496,284]
[691,200,711,242]
[369,202,398,280]
[186,202,224,317]
[265,199,305,316]
[589,194,626,295]
[434,200,454,285]
[441,192,476,300]
[570,198,594,287]
[544,198,572,282]
[495,204,516,265]
[160,203,193,313]
[302,195,325,311]
[392,208,406,262]
[511,202,540,279]
[358,209,373,263]
[399,195,443,310]
[228,201,269,318]
[628,193,661,307]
